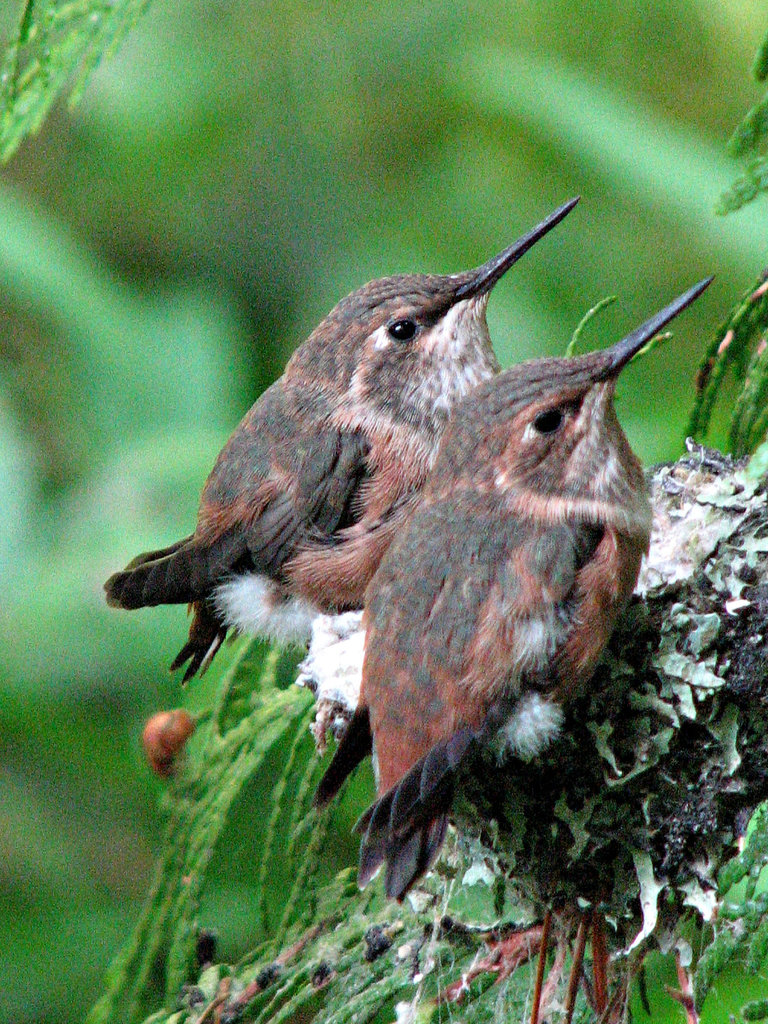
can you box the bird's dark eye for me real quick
[387,319,418,343]
[533,409,564,435]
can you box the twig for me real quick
[529,909,551,1024]
[564,914,588,1024]
[592,910,609,1015]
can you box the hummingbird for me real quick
[104,198,579,681]
[315,277,712,901]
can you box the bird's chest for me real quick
[356,429,435,521]
[555,526,645,698]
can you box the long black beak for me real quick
[603,277,714,377]
[453,196,580,302]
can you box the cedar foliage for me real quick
[718,25,768,216]
[1,0,154,160]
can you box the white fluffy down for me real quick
[214,572,318,645]
[296,611,365,711]
[500,692,564,761]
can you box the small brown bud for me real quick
[142,709,195,777]
[717,329,734,356]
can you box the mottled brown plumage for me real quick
[105,199,579,680]
[315,278,712,900]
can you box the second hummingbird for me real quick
[315,276,712,900]
[105,198,579,679]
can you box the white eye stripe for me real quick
[372,320,419,350]
[372,324,392,351]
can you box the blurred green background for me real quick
[1,1,767,1021]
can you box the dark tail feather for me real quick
[357,784,452,898]
[355,727,476,900]
[384,830,423,900]
[105,541,202,609]
[169,601,228,682]
[358,794,394,888]
[122,536,194,571]
[105,530,248,611]
[384,815,449,901]
[390,728,475,838]
[314,707,373,808]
